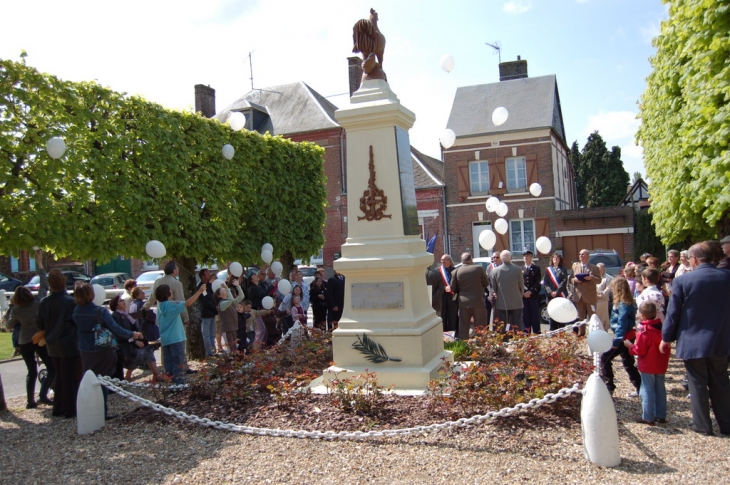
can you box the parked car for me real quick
[90,272,132,300]
[298,265,317,286]
[135,270,164,297]
[587,249,622,277]
[25,271,91,291]
[0,271,23,292]
[455,257,550,326]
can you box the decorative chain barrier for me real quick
[97,374,583,440]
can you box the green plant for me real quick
[428,327,592,416]
[326,370,393,415]
[443,339,471,361]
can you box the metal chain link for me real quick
[98,318,590,439]
[98,375,582,441]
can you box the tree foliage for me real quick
[636,0,730,243]
[573,132,629,208]
[0,59,327,265]
[569,141,585,207]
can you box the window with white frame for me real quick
[510,219,535,255]
[469,161,489,194]
[506,156,526,192]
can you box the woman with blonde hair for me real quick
[600,277,641,397]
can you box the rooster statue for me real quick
[352,8,387,82]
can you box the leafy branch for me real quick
[352,334,401,364]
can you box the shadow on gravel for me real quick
[616,423,677,475]
[0,395,233,485]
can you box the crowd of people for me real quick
[1,259,349,420]
[429,235,730,434]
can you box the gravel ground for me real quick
[2,354,730,484]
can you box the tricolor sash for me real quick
[439,265,453,293]
[546,266,566,297]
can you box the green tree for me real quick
[632,171,642,184]
[569,140,584,206]
[578,132,629,207]
[636,0,730,243]
[0,58,327,358]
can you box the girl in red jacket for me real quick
[624,301,671,425]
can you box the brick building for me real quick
[206,70,446,268]
[443,57,634,266]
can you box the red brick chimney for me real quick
[194,84,216,118]
[499,56,528,81]
[348,56,363,96]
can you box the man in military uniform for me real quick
[522,249,542,334]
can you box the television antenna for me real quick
[485,41,502,64]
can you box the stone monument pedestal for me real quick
[321,80,452,389]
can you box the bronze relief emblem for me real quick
[358,145,391,221]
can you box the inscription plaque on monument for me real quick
[351,282,404,309]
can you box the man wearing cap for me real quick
[451,253,489,340]
[718,236,730,270]
[491,250,525,331]
[570,249,601,321]
[522,249,542,334]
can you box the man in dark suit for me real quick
[491,250,525,331]
[451,253,489,340]
[436,254,458,332]
[661,242,730,435]
[327,270,346,327]
[570,249,601,320]
[522,250,542,334]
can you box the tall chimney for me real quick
[499,57,528,81]
[194,84,216,118]
[347,57,363,96]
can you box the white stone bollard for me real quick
[581,373,621,467]
[77,370,105,434]
[0,289,7,311]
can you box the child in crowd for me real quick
[635,268,665,330]
[290,295,307,328]
[238,299,271,351]
[624,301,670,425]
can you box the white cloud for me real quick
[583,111,640,140]
[503,0,532,14]
[621,143,645,178]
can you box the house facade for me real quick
[206,64,446,268]
[443,58,575,262]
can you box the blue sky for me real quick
[0,0,667,178]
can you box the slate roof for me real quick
[411,146,444,188]
[216,82,339,136]
[446,74,566,144]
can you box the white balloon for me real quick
[535,236,552,255]
[440,129,456,149]
[529,182,542,197]
[92,284,106,306]
[547,297,578,323]
[228,111,245,131]
[222,144,235,160]
[271,261,283,276]
[440,54,455,73]
[46,137,66,159]
[587,329,613,354]
[492,106,509,126]
[211,279,224,293]
[278,279,292,295]
[261,296,274,310]
[261,243,273,253]
[261,250,273,264]
[145,240,166,259]
[478,229,496,250]
[496,202,509,217]
[494,218,509,235]
[485,197,500,212]
[229,262,243,277]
